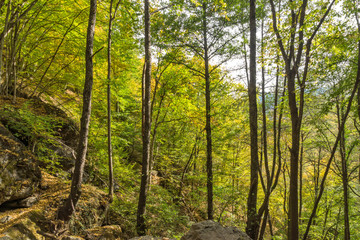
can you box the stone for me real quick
[181,220,252,240]
[0,216,11,224]
[1,195,39,208]
[129,237,174,240]
[0,235,11,240]
[0,123,41,206]
[85,225,122,240]
[0,213,44,240]
[62,236,85,240]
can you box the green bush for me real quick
[0,103,64,172]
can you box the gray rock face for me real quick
[181,221,252,240]
[0,123,41,206]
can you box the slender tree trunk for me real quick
[299,133,304,223]
[57,0,97,222]
[11,23,19,103]
[107,0,114,202]
[287,67,301,239]
[202,1,213,220]
[5,37,9,96]
[258,208,269,240]
[136,0,151,234]
[337,101,350,240]
[246,0,259,238]
[0,0,10,95]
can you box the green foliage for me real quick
[147,185,190,237]
[2,0,360,239]
[0,102,64,172]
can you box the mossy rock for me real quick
[85,225,122,239]
[0,210,46,240]
[0,123,41,206]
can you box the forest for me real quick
[0,0,359,239]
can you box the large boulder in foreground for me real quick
[181,220,252,240]
[0,123,41,206]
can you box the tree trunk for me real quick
[107,0,115,203]
[337,100,350,240]
[299,133,304,223]
[246,0,259,238]
[11,22,19,103]
[202,1,213,221]
[57,0,97,222]
[136,0,152,235]
[0,0,10,95]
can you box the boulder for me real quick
[181,220,252,240]
[0,210,46,240]
[129,237,174,240]
[0,123,41,206]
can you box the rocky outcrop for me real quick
[0,123,41,206]
[0,171,109,240]
[0,210,46,240]
[181,221,252,240]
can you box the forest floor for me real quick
[0,170,110,239]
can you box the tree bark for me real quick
[299,133,304,223]
[336,100,350,240]
[57,0,97,222]
[202,1,213,221]
[11,22,19,103]
[136,0,152,235]
[106,0,119,203]
[246,0,259,238]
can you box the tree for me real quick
[106,0,121,203]
[136,0,152,235]
[269,0,335,238]
[157,0,240,220]
[246,0,259,238]
[57,0,97,222]
[0,0,39,95]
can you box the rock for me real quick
[0,123,41,206]
[2,195,39,208]
[181,220,252,240]
[85,225,122,240]
[129,237,174,240]
[0,235,11,240]
[0,216,12,224]
[0,211,45,240]
[62,236,85,240]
